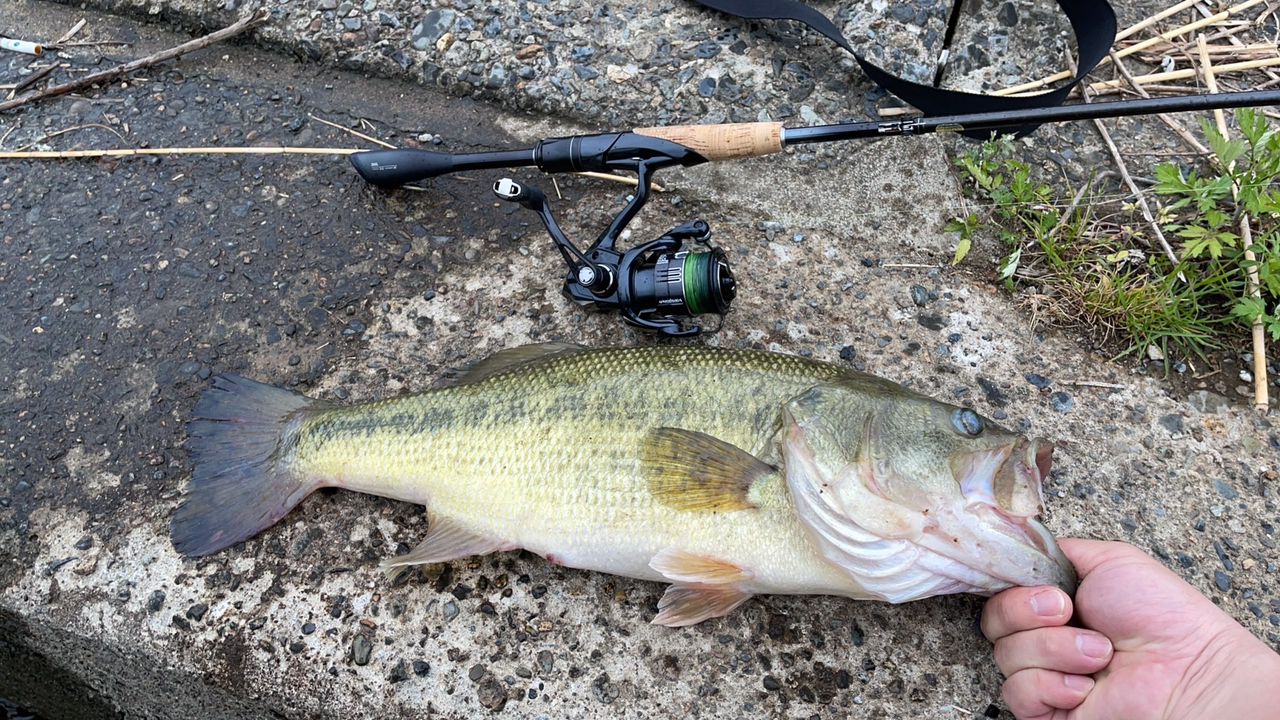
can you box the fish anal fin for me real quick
[652,583,753,627]
[650,547,752,585]
[644,427,773,512]
[380,515,510,579]
[444,343,586,386]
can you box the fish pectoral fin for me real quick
[444,342,586,386]
[650,547,752,585]
[644,427,774,512]
[652,583,753,627]
[380,515,510,579]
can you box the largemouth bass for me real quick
[172,344,1075,626]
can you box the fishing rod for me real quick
[350,89,1280,336]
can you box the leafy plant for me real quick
[946,109,1280,360]
[949,135,1061,286]
[1155,107,1280,342]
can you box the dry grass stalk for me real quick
[1066,49,1181,269]
[1062,380,1128,390]
[52,18,87,46]
[7,63,59,99]
[10,122,125,151]
[307,113,394,148]
[0,146,362,159]
[1197,34,1270,411]
[1109,50,1212,154]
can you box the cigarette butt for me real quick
[1,38,44,56]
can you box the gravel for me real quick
[351,635,373,666]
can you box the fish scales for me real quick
[173,344,1077,626]
[291,346,858,592]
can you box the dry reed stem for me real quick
[879,59,1280,116]
[1198,34,1270,411]
[996,0,1270,96]
[1118,0,1204,41]
[1081,55,1280,91]
[1195,2,1280,84]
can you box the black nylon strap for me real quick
[689,0,1117,137]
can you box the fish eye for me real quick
[952,408,984,437]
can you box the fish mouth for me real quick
[941,438,1077,595]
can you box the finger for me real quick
[1001,668,1094,719]
[993,627,1113,677]
[981,586,1074,642]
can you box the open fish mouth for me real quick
[943,438,1077,595]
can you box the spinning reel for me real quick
[492,177,735,337]
[352,129,745,336]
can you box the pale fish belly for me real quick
[509,498,873,599]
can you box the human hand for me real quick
[981,538,1280,720]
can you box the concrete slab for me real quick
[2,1,1278,719]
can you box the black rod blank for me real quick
[350,89,1280,188]
[781,89,1280,146]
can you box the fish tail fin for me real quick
[171,374,331,557]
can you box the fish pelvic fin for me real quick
[652,584,753,627]
[650,547,752,585]
[644,428,773,513]
[172,374,331,557]
[380,515,511,580]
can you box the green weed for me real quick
[1154,107,1280,342]
[948,109,1280,361]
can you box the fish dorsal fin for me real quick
[652,584,753,627]
[643,428,773,512]
[650,547,752,584]
[380,515,510,579]
[447,342,587,386]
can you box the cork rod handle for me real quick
[633,122,784,161]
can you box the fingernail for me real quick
[1030,589,1064,617]
[1077,633,1112,659]
[1063,674,1094,692]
